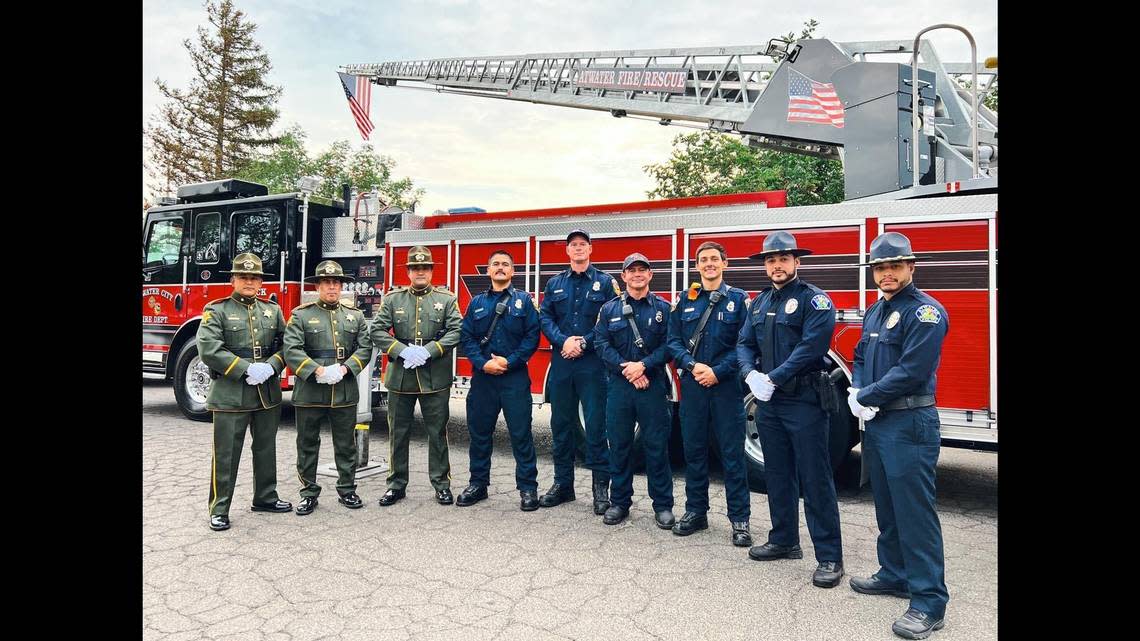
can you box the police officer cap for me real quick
[622,253,651,271]
[405,245,435,267]
[566,229,591,243]
[748,230,813,260]
[863,232,919,265]
[221,252,274,278]
[304,259,356,283]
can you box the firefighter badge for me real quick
[592,281,601,292]
[915,305,942,324]
[810,294,832,311]
[655,310,663,323]
[785,298,798,314]
[515,298,523,309]
[726,300,735,313]
[886,311,901,329]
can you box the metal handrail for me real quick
[911,24,980,188]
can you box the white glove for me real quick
[245,362,274,385]
[413,344,432,362]
[401,345,429,368]
[746,370,775,402]
[317,365,345,384]
[847,387,866,418]
[860,406,880,422]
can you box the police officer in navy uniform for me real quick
[736,231,845,588]
[667,241,752,546]
[592,253,675,527]
[456,249,542,511]
[539,229,620,514]
[848,232,950,640]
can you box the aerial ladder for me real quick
[342,25,996,201]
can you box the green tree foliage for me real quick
[145,0,282,197]
[643,19,844,206]
[235,126,424,210]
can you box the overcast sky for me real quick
[143,0,997,213]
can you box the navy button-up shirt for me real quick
[667,282,750,383]
[540,264,618,364]
[853,282,949,406]
[737,277,836,386]
[460,286,540,372]
[594,293,673,382]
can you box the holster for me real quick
[812,369,842,413]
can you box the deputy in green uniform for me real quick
[197,253,293,531]
[283,260,374,515]
[369,246,463,506]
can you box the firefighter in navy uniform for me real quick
[538,229,619,514]
[369,246,463,507]
[848,232,950,640]
[666,241,752,546]
[456,249,542,511]
[592,253,675,527]
[197,253,292,531]
[283,260,374,515]
[736,231,845,588]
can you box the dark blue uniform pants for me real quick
[864,406,948,618]
[678,375,750,522]
[754,390,843,562]
[465,369,539,491]
[548,363,609,485]
[606,375,673,511]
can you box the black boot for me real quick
[592,473,610,515]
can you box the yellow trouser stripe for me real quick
[208,413,218,515]
[223,357,240,376]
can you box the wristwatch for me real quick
[685,360,696,373]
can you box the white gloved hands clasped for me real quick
[746,370,776,402]
[401,344,430,369]
[317,365,345,384]
[847,387,880,422]
[245,362,275,385]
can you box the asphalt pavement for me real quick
[143,380,997,641]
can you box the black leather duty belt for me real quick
[881,394,936,411]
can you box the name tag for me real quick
[610,317,621,322]
[395,309,405,315]
[683,307,694,313]
[474,307,484,313]
[869,333,879,337]
[767,312,776,316]
[308,318,320,324]
[553,289,563,294]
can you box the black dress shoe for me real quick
[338,492,363,509]
[538,483,576,508]
[378,488,406,506]
[591,479,611,515]
[436,488,454,505]
[849,574,910,598]
[519,490,539,512]
[295,497,319,515]
[209,515,230,531]
[251,499,292,513]
[892,608,945,640]
[654,509,676,529]
[812,561,845,588]
[748,541,804,560]
[671,511,708,536]
[456,485,487,507]
[602,505,629,525]
[731,521,753,547]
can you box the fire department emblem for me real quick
[148,296,161,315]
[433,302,444,311]
[655,310,663,323]
[515,298,523,309]
[810,294,832,311]
[915,305,942,324]
[592,281,601,291]
[785,298,798,314]
[242,259,255,270]
[886,311,901,329]
[324,263,337,274]
[726,300,735,313]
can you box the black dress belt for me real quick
[881,394,936,411]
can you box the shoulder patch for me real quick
[612,280,621,296]
[810,294,832,311]
[915,304,942,324]
[202,309,213,324]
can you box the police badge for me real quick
[433,302,444,311]
[886,311,901,329]
[655,310,663,323]
[515,298,523,309]
[785,298,798,314]
[726,300,735,312]
[592,281,601,291]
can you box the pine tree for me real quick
[145,0,281,197]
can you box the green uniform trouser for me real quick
[295,406,358,498]
[209,406,282,517]
[387,389,451,491]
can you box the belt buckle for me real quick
[413,338,425,346]
[336,346,345,360]
[905,396,915,409]
[253,346,263,359]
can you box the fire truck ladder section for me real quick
[343,29,997,202]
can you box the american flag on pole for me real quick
[338,72,375,141]
[786,69,844,128]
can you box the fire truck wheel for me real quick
[742,395,856,494]
[173,340,213,422]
